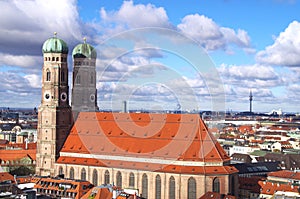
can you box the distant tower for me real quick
[71,38,98,118]
[36,33,72,176]
[249,90,253,113]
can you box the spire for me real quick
[249,90,253,113]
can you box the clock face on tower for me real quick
[61,92,67,102]
[44,91,51,101]
[90,94,95,102]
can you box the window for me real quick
[56,57,59,61]
[58,167,63,175]
[129,172,135,187]
[75,75,81,84]
[155,175,161,199]
[116,171,122,187]
[69,167,74,179]
[188,177,196,199]
[90,73,94,84]
[213,177,220,193]
[46,70,51,81]
[81,168,86,181]
[142,174,148,198]
[104,170,110,184]
[61,71,65,82]
[169,176,175,199]
[92,169,98,186]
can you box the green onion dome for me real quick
[42,32,68,54]
[72,38,97,59]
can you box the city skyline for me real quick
[1,0,300,112]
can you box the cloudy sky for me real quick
[1,0,300,113]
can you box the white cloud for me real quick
[24,74,41,88]
[256,21,300,66]
[0,0,83,56]
[0,53,41,68]
[177,14,252,52]
[100,0,171,29]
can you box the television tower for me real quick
[249,90,253,113]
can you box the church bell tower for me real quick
[71,38,98,117]
[36,33,72,176]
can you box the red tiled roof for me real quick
[34,177,93,199]
[258,181,299,195]
[199,191,236,199]
[268,170,300,180]
[81,187,112,199]
[0,172,15,183]
[58,112,236,175]
[0,149,36,161]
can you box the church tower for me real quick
[71,38,98,117]
[36,33,72,176]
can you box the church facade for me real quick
[36,34,238,199]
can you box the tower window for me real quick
[46,70,51,81]
[90,73,94,84]
[75,75,81,84]
[61,71,65,82]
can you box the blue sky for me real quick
[1,0,300,113]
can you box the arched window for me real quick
[155,175,161,199]
[142,174,148,198]
[52,57,55,61]
[169,176,175,199]
[56,57,59,61]
[69,167,74,179]
[188,177,196,199]
[129,172,135,187]
[90,73,94,84]
[104,170,110,184]
[92,169,98,186]
[58,166,63,175]
[213,177,220,193]
[81,168,86,181]
[46,70,51,81]
[116,171,122,188]
[61,71,65,82]
[75,75,81,84]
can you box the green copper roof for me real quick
[42,33,68,54]
[72,40,97,59]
